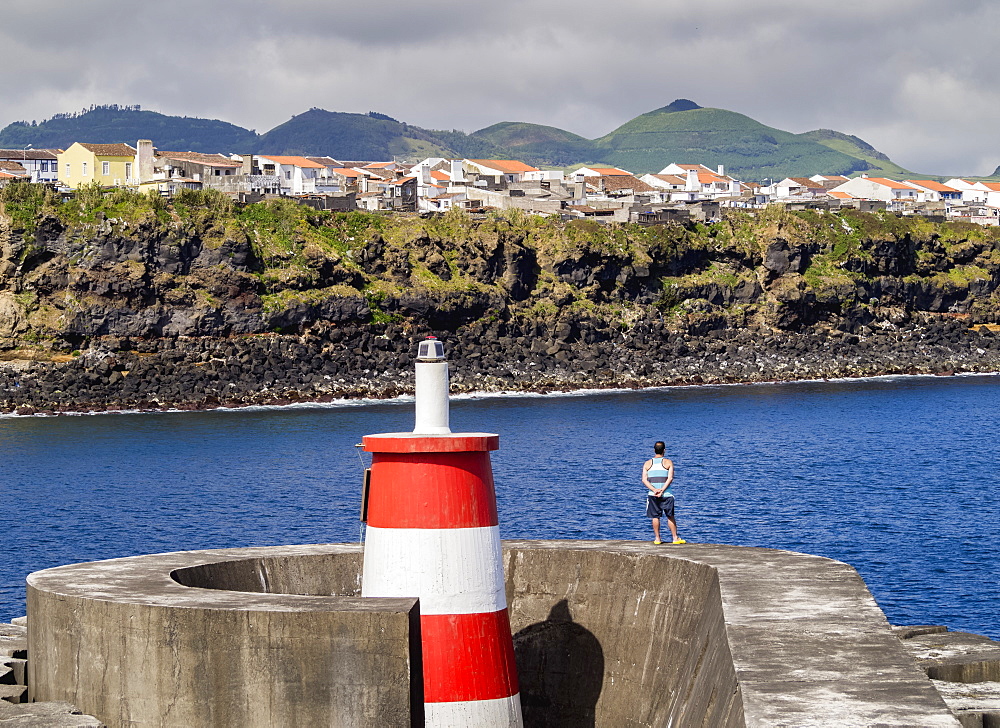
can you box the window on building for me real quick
[285,171,292,180]
[102,161,110,176]
[82,162,88,176]
[125,163,132,180]
[65,163,71,177]
[214,169,221,176]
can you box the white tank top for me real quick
[646,457,673,497]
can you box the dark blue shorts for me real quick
[646,495,675,519]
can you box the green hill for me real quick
[0,105,257,153]
[799,129,910,177]
[590,103,878,180]
[470,122,594,167]
[253,108,509,161]
[0,100,910,180]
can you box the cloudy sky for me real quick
[3,0,999,175]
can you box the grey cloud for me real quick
[2,1,1000,174]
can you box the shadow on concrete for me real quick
[513,599,603,728]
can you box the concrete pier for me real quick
[25,541,960,727]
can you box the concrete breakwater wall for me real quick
[3,317,999,414]
[25,541,960,727]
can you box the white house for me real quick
[773,177,828,198]
[256,155,325,195]
[808,174,850,189]
[570,166,631,181]
[903,180,962,204]
[463,159,540,184]
[829,177,921,203]
[977,182,1000,208]
[943,178,988,203]
[640,173,687,190]
[659,162,718,176]
[0,149,61,183]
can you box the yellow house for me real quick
[58,142,137,188]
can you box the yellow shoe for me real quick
[671,539,687,545]
[653,540,662,545]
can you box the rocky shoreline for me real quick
[5,192,1000,413]
[2,315,999,415]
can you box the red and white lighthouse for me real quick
[361,337,522,726]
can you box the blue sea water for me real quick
[1,374,998,640]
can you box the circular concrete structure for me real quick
[27,542,960,727]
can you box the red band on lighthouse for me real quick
[364,450,499,529]
[421,610,520,702]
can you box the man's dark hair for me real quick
[654,441,665,455]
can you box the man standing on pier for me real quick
[642,441,685,545]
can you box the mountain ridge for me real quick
[0,101,912,181]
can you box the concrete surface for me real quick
[901,631,1000,683]
[931,681,1000,728]
[504,541,959,728]
[0,699,104,726]
[26,541,960,727]
[27,544,420,728]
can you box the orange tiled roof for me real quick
[0,149,59,160]
[978,182,1000,192]
[863,177,917,190]
[581,167,631,176]
[698,171,731,184]
[786,177,826,189]
[257,155,326,169]
[587,174,655,193]
[0,161,27,173]
[331,168,363,178]
[829,191,855,199]
[78,142,136,156]
[906,180,959,193]
[430,170,450,181]
[157,151,241,168]
[648,174,687,185]
[363,162,395,168]
[0,170,19,178]
[466,159,540,174]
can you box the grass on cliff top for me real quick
[0,181,59,233]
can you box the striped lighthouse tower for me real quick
[361,337,522,727]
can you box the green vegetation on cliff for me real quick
[3,182,1000,355]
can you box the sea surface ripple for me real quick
[1,374,997,639]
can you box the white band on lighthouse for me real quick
[362,525,506,615]
[425,695,524,727]
[414,337,450,434]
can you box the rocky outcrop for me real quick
[896,625,1000,727]
[3,192,1000,413]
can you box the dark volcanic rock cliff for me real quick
[2,185,1000,413]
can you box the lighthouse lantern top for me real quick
[417,337,445,361]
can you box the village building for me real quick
[943,178,988,203]
[774,177,828,198]
[57,142,137,188]
[904,180,962,204]
[256,155,326,196]
[463,159,540,186]
[808,174,850,190]
[829,177,921,204]
[0,149,60,183]
[570,166,632,181]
